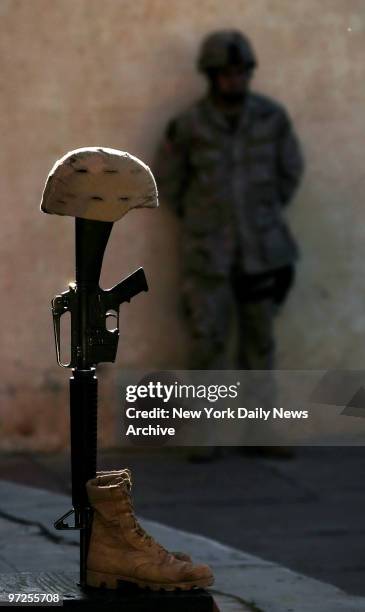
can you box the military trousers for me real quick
[182,265,294,371]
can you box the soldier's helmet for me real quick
[197,29,257,73]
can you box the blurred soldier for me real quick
[154,30,304,375]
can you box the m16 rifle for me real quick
[41,147,158,587]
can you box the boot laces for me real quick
[117,470,167,552]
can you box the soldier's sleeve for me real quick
[276,110,305,206]
[153,117,190,217]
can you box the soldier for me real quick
[154,29,304,378]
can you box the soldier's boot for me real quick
[86,470,214,590]
[95,469,192,562]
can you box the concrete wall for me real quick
[0,0,363,450]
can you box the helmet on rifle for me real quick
[197,29,257,74]
[41,147,158,222]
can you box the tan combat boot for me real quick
[95,470,191,562]
[86,470,214,590]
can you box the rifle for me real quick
[41,147,158,587]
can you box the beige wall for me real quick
[0,0,364,450]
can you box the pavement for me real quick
[0,448,365,611]
[0,480,365,611]
[1,448,365,594]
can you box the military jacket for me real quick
[154,93,304,277]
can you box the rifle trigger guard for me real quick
[105,309,119,332]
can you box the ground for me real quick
[0,446,364,597]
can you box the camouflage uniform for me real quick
[154,31,304,370]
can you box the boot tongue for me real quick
[116,470,132,491]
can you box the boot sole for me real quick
[86,569,214,591]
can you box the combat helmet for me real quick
[197,29,257,73]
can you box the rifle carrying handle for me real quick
[52,286,75,368]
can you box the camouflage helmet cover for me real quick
[197,29,257,73]
[40,147,158,222]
